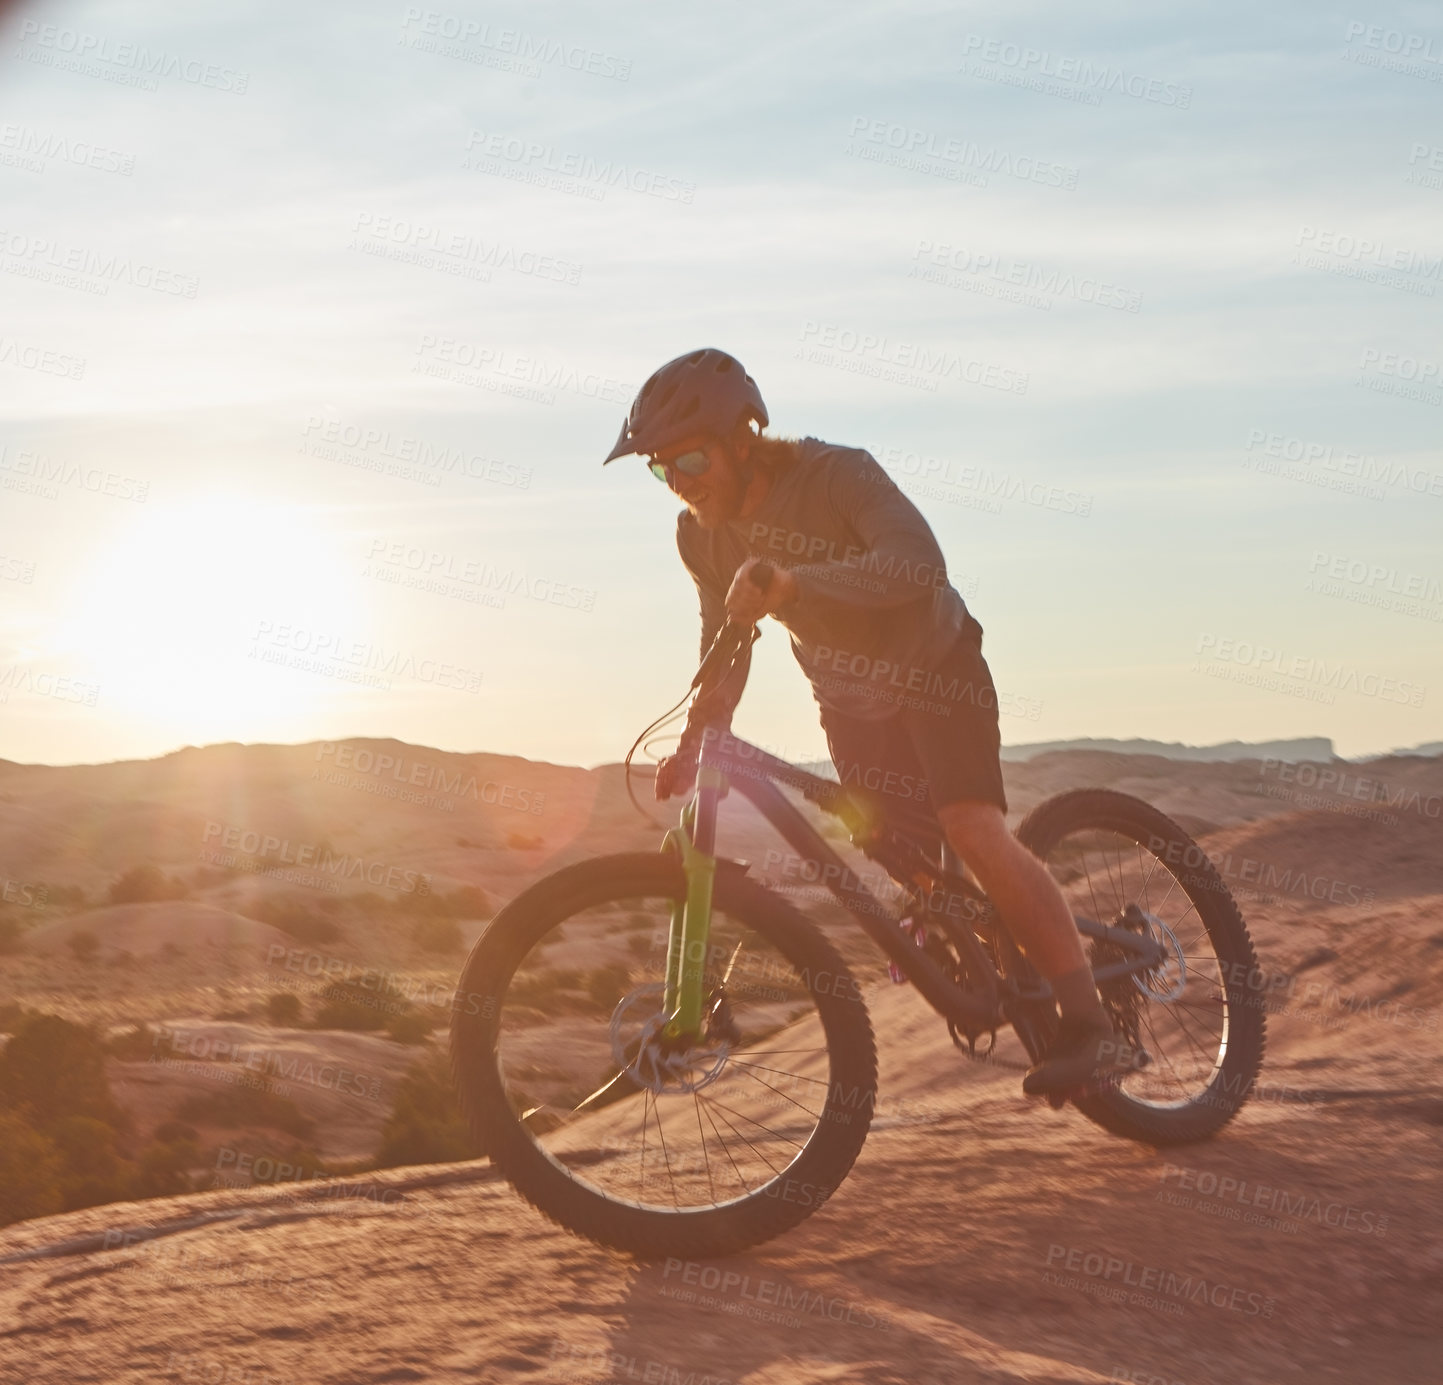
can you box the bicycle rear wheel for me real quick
[1015,790,1266,1143]
[449,852,877,1257]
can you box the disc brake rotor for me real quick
[1124,905,1188,1002]
[609,983,733,1095]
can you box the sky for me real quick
[0,0,1439,769]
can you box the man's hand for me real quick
[654,750,698,801]
[725,558,798,624]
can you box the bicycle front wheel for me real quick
[449,853,877,1258]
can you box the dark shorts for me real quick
[817,616,1009,822]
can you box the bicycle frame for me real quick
[657,625,1169,1045]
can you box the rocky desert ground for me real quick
[0,738,1439,1383]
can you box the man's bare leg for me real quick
[934,801,1133,1092]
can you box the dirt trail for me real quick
[2,748,1440,1382]
[2,967,1439,1385]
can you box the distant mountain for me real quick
[1388,741,1443,758]
[995,737,1335,764]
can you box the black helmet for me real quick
[602,348,768,464]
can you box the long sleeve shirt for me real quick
[675,436,971,721]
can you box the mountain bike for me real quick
[450,568,1266,1257]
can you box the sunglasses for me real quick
[648,448,712,484]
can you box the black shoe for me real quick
[1022,1017,1143,1097]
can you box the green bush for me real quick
[252,898,341,945]
[586,963,632,1010]
[384,1011,433,1045]
[374,1050,477,1169]
[67,930,100,963]
[265,992,303,1026]
[50,1115,135,1212]
[175,1084,314,1138]
[0,1014,123,1130]
[412,916,462,954]
[106,1021,158,1061]
[0,1113,64,1226]
[313,980,395,1032]
[108,864,189,905]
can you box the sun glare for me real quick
[54,496,363,744]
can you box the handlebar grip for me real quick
[750,561,774,590]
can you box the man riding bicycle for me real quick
[603,346,1134,1096]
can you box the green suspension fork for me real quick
[660,765,726,1041]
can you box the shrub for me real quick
[374,1050,477,1169]
[175,1085,314,1139]
[108,864,189,905]
[0,1113,63,1226]
[265,992,303,1026]
[385,1012,433,1045]
[0,1014,122,1130]
[313,979,412,1032]
[586,963,632,1010]
[106,1022,158,1061]
[252,898,341,945]
[50,1114,135,1211]
[67,930,100,963]
[412,916,462,954]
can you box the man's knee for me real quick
[935,800,1008,855]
